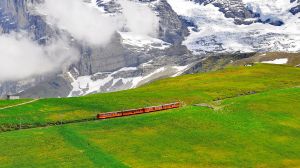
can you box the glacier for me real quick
[167,0,300,54]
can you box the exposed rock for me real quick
[18,75,72,98]
[290,5,300,15]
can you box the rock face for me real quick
[290,0,300,15]
[194,0,258,25]
[0,0,61,97]
[290,5,300,15]
[157,0,189,45]
[1,0,300,98]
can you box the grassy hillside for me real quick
[0,64,300,129]
[0,87,299,167]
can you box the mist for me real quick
[120,0,160,37]
[34,0,122,46]
[0,32,79,81]
[0,0,160,81]
[34,0,160,45]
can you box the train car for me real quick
[111,112,123,118]
[97,112,122,119]
[122,110,136,116]
[97,113,111,119]
[173,102,181,108]
[154,106,163,111]
[144,106,155,113]
[97,114,105,119]
[162,104,171,110]
[162,103,177,110]
[133,108,145,114]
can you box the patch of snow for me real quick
[73,67,80,74]
[67,72,75,82]
[171,65,190,77]
[141,60,153,67]
[113,67,138,73]
[85,0,106,13]
[261,58,288,64]
[68,64,191,97]
[119,32,171,50]
[243,0,297,22]
[131,67,166,88]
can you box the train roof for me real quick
[98,102,181,115]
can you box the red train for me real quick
[97,102,181,119]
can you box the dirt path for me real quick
[0,99,39,110]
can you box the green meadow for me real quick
[0,87,299,167]
[0,64,299,167]
[0,64,300,127]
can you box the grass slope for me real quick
[0,87,299,167]
[0,64,300,127]
[0,99,32,108]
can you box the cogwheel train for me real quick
[97,102,181,119]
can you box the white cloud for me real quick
[119,0,160,37]
[0,0,161,81]
[34,0,122,46]
[33,0,160,46]
[0,32,79,81]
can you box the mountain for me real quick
[0,0,299,98]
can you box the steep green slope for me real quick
[0,64,300,129]
[0,87,299,167]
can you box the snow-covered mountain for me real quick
[0,0,299,98]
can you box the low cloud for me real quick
[0,0,160,81]
[0,32,79,81]
[34,0,159,45]
[34,0,122,46]
[120,0,159,37]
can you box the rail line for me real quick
[0,88,290,134]
[0,102,182,133]
[0,117,97,133]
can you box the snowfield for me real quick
[119,32,171,50]
[167,0,300,54]
[261,58,289,64]
[68,65,191,97]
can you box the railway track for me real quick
[0,90,269,133]
[0,90,270,134]
[0,117,98,133]
[0,102,182,133]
